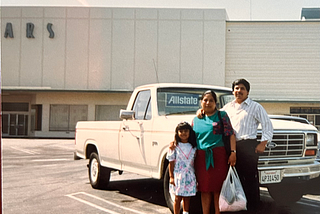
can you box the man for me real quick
[222,78,273,213]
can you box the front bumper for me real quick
[258,161,320,184]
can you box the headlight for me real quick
[306,134,316,146]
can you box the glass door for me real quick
[2,113,28,137]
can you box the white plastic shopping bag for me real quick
[219,166,247,212]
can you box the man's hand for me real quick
[255,141,267,154]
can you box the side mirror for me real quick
[120,109,135,120]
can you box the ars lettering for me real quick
[4,22,55,39]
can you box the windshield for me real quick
[157,87,233,116]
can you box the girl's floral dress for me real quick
[166,142,197,196]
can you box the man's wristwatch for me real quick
[231,150,236,153]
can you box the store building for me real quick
[1,7,319,138]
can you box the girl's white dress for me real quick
[166,142,197,196]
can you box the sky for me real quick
[1,0,320,20]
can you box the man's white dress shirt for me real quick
[222,98,273,142]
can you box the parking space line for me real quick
[32,159,69,162]
[297,201,320,208]
[67,193,120,214]
[297,196,320,208]
[66,192,147,214]
[10,146,40,155]
[50,144,75,151]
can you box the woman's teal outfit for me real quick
[192,110,234,192]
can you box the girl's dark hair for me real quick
[174,121,197,148]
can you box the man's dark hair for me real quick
[232,78,250,92]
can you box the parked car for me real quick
[317,132,320,162]
[269,115,311,124]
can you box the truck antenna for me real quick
[153,59,160,83]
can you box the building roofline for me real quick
[1,87,132,94]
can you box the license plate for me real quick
[260,170,281,184]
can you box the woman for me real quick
[193,90,236,214]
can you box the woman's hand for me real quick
[170,177,175,186]
[228,152,236,166]
[228,134,236,166]
[169,141,176,150]
[196,109,204,118]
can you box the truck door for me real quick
[120,90,153,174]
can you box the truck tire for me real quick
[163,165,182,214]
[88,152,111,189]
[268,184,304,204]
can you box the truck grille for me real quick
[258,133,304,158]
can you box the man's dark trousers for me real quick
[235,139,260,212]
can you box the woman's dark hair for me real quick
[200,90,218,111]
[200,90,217,103]
[232,78,250,92]
[174,121,197,148]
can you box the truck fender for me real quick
[84,139,100,160]
[158,146,169,179]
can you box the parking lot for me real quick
[2,139,320,214]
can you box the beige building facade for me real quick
[1,7,319,138]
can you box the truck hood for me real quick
[267,119,318,131]
[163,115,318,131]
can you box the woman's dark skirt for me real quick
[195,146,228,193]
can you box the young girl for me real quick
[166,121,197,214]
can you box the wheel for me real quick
[163,165,175,213]
[268,183,304,204]
[88,152,111,189]
[163,165,182,214]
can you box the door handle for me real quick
[152,141,158,146]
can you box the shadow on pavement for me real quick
[304,177,320,195]
[105,177,203,213]
[107,178,168,207]
[102,177,319,214]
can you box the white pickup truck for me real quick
[75,83,320,212]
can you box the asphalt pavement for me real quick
[2,138,320,214]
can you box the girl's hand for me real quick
[169,141,176,150]
[170,177,175,186]
[196,109,204,118]
[228,153,236,166]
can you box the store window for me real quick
[95,105,127,121]
[290,107,320,130]
[50,105,88,131]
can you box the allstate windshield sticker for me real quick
[166,93,200,107]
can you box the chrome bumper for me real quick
[258,161,320,180]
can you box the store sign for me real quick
[165,93,199,107]
[4,22,55,39]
